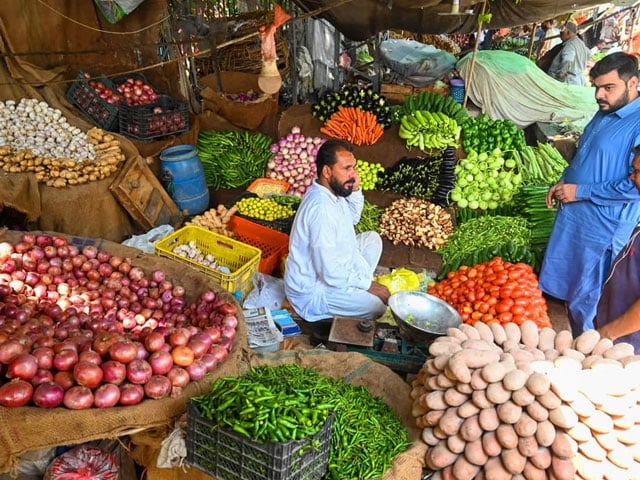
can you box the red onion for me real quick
[63,385,94,410]
[209,345,229,364]
[144,375,172,399]
[148,350,173,375]
[118,383,144,406]
[33,381,64,408]
[7,353,38,380]
[53,370,75,390]
[0,379,33,407]
[186,359,207,381]
[126,359,152,384]
[101,360,127,385]
[32,346,54,369]
[0,339,25,363]
[200,353,218,372]
[93,383,121,408]
[73,361,104,389]
[53,348,78,371]
[108,340,138,364]
[31,368,54,386]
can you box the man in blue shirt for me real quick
[284,139,390,326]
[540,52,640,337]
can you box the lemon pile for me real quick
[235,197,295,222]
[356,159,384,191]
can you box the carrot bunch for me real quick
[319,106,384,146]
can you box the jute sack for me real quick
[0,230,246,476]
[134,347,427,480]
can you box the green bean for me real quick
[356,200,384,233]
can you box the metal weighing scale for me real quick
[327,315,430,374]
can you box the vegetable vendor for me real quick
[540,52,640,337]
[547,22,590,86]
[595,149,640,352]
[284,139,390,336]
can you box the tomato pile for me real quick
[428,257,551,328]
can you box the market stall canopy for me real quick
[292,0,617,40]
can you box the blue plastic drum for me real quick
[160,144,209,215]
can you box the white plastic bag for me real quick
[242,272,285,310]
[121,225,174,254]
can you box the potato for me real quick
[474,321,494,343]
[581,354,603,369]
[526,372,551,396]
[553,355,583,372]
[503,368,529,392]
[412,401,428,417]
[577,438,606,462]
[472,389,493,409]
[425,358,442,376]
[573,454,604,480]
[552,431,579,459]
[514,412,537,438]
[583,409,614,433]
[430,341,463,356]
[512,386,536,407]
[551,456,577,480]
[535,420,556,447]
[490,322,507,346]
[536,389,561,410]
[425,390,448,410]
[423,409,445,427]
[443,364,459,382]
[426,443,459,470]
[479,432,500,457]
[452,454,481,480]
[478,407,500,432]
[463,438,487,467]
[566,422,592,443]
[497,400,523,424]
[529,359,554,375]
[520,320,540,349]
[603,342,635,360]
[569,391,596,417]
[591,337,614,356]
[457,400,480,419]
[448,349,501,383]
[554,330,573,353]
[459,414,482,442]
[421,427,441,446]
[501,448,527,474]
[486,381,511,404]
[462,338,499,352]
[525,400,549,422]
[433,425,448,439]
[439,406,465,436]
[458,323,480,340]
[549,405,579,429]
[483,455,512,480]
[529,446,551,470]
[509,348,535,366]
[574,329,601,354]
[443,387,468,407]
[446,327,468,342]
[456,382,473,395]
[504,322,522,344]
[434,354,451,371]
[607,443,634,469]
[603,461,632,480]
[446,432,467,454]
[518,435,539,458]
[523,459,548,480]
[496,424,519,449]
[481,361,508,383]
[544,348,561,361]
[470,368,489,390]
[436,373,457,389]
[593,431,619,451]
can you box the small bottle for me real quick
[451,0,460,14]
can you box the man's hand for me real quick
[368,281,391,304]
[546,181,577,208]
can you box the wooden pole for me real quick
[627,6,638,54]
[527,22,538,59]
[462,0,488,109]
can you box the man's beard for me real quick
[329,177,355,197]
[599,85,630,113]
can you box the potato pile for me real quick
[411,321,640,480]
[0,127,125,187]
[187,204,237,237]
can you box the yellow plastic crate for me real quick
[155,225,261,299]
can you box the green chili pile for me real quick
[192,364,410,480]
[355,200,384,234]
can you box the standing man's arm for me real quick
[598,298,640,341]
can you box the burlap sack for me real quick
[0,230,246,476]
[133,347,427,480]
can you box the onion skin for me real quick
[0,379,33,407]
[33,382,64,408]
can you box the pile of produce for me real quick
[449,148,523,210]
[266,126,324,197]
[197,130,274,189]
[355,158,384,190]
[187,204,238,237]
[311,85,392,128]
[320,106,384,146]
[392,90,469,125]
[114,76,160,106]
[512,143,568,185]
[378,148,456,206]
[170,241,231,274]
[223,90,264,103]
[356,200,384,234]
[422,34,461,54]
[379,198,454,249]
[0,233,238,409]
[461,114,526,154]
[82,73,123,105]
[398,110,461,150]
[436,215,535,275]
[428,258,551,327]
[0,99,127,187]
[194,364,410,479]
[233,196,295,222]
[412,321,640,480]
[515,185,557,263]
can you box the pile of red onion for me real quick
[266,126,325,197]
[0,233,238,409]
[115,77,159,106]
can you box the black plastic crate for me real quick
[66,71,120,131]
[118,95,189,141]
[111,73,160,107]
[185,401,332,480]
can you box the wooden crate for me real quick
[109,155,184,230]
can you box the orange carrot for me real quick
[321,106,384,146]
